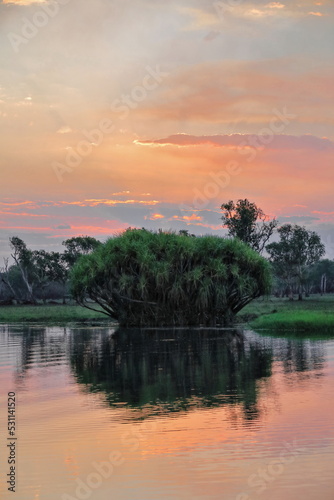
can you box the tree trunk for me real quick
[321,273,327,295]
[20,267,36,304]
[1,278,20,304]
[298,284,303,301]
[11,256,36,304]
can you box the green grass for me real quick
[2,295,334,334]
[238,295,334,337]
[250,311,334,336]
[238,294,334,317]
[0,304,110,325]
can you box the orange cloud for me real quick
[266,2,285,8]
[132,60,334,128]
[190,222,222,230]
[0,201,39,208]
[149,213,165,220]
[308,11,324,16]
[173,214,203,222]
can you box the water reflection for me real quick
[0,324,332,500]
[1,325,68,384]
[69,328,273,420]
[70,327,313,424]
[1,325,326,422]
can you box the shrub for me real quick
[70,229,272,327]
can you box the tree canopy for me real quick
[70,228,272,327]
[266,224,325,300]
[1,235,102,304]
[62,236,102,267]
[221,199,278,253]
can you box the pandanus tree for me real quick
[70,229,272,327]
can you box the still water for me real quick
[0,324,333,500]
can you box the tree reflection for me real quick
[70,328,273,420]
[3,324,327,422]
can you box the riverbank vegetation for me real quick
[250,310,334,335]
[70,229,272,327]
[1,199,333,331]
[1,296,334,333]
[0,303,107,324]
[240,295,334,336]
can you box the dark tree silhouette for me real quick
[221,199,278,253]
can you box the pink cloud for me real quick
[58,199,160,207]
[0,211,48,217]
[2,0,46,4]
[136,134,334,151]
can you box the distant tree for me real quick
[266,225,325,300]
[308,259,334,295]
[62,236,102,268]
[9,237,36,303]
[221,199,278,253]
[49,253,69,303]
[32,250,55,297]
[179,230,196,237]
[0,258,20,303]
[9,238,72,303]
[32,251,69,303]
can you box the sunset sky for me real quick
[1,0,334,259]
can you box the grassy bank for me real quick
[1,295,334,333]
[250,311,334,335]
[0,304,109,324]
[238,294,334,317]
[240,295,334,336]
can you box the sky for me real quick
[1,0,334,259]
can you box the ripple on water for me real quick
[0,325,333,500]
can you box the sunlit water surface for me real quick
[0,324,333,500]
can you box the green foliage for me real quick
[2,235,101,303]
[8,237,70,301]
[9,236,36,302]
[70,229,272,327]
[251,310,334,336]
[70,328,272,418]
[308,259,334,293]
[31,250,67,288]
[9,237,31,267]
[221,199,278,253]
[62,236,102,267]
[0,304,106,324]
[266,224,325,299]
